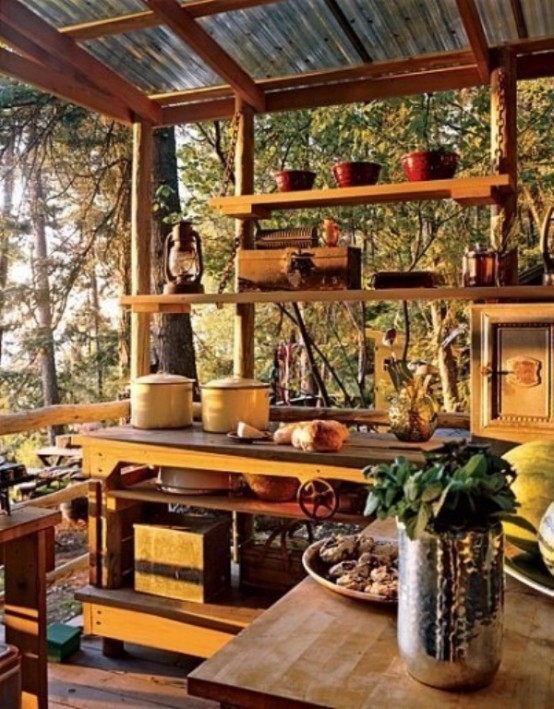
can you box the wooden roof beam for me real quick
[0,49,133,124]
[61,1,283,42]
[455,0,490,82]
[0,0,162,124]
[145,0,265,113]
[160,65,481,125]
[151,49,475,106]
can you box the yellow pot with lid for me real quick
[200,375,270,433]
[131,373,194,429]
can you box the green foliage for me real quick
[363,442,523,539]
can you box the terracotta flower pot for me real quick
[401,150,459,182]
[275,170,316,192]
[332,161,381,187]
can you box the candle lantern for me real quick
[163,221,204,294]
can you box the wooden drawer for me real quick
[471,304,554,443]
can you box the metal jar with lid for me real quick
[462,242,497,287]
[200,376,270,433]
[131,373,194,429]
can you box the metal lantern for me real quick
[163,221,204,294]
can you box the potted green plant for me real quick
[363,442,532,690]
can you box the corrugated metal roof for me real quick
[25,0,145,27]
[10,0,554,96]
[83,27,221,93]
[198,0,360,79]
[475,0,518,44]
[522,0,554,38]
[338,0,467,60]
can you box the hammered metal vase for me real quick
[398,524,504,690]
[388,389,437,442]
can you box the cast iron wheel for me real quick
[297,478,339,520]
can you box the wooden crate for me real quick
[238,246,361,291]
[239,536,308,593]
[134,517,230,603]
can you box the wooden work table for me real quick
[1,506,61,709]
[78,426,460,659]
[188,522,554,709]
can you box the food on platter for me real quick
[304,533,399,602]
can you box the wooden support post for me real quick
[88,480,102,587]
[491,47,517,283]
[233,99,256,378]
[4,530,48,709]
[131,119,153,381]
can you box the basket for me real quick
[255,226,318,250]
[239,521,311,592]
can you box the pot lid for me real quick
[201,375,269,390]
[134,373,195,385]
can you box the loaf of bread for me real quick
[274,420,349,452]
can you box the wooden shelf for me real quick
[76,585,273,658]
[121,285,554,312]
[107,478,366,524]
[209,174,514,218]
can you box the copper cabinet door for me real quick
[472,304,554,443]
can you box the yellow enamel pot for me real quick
[200,376,270,433]
[131,373,194,429]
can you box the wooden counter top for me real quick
[188,556,553,708]
[81,425,462,484]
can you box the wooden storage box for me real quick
[238,246,361,291]
[239,536,308,593]
[134,517,230,603]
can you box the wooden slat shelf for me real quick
[76,584,274,658]
[209,174,514,218]
[76,585,269,634]
[107,478,366,524]
[121,285,554,312]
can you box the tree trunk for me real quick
[31,171,62,442]
[0,139,15,366]
[89,255,103,398]
[151,127,198,384]
[430,303,460,412]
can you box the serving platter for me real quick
[226,431,272,444]
[302,537,397,604]
[505,550,554,598]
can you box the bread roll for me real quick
[274,419,349,451]
[291,420,348,452]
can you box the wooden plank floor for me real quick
[2,621,217,708]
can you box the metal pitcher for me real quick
[397,524,504,691]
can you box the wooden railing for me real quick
[0,398,470,437]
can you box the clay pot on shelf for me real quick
[275,170,316,192]
[401,150,458,182]
[332,161,381,187]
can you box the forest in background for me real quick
[1,76,553,463]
